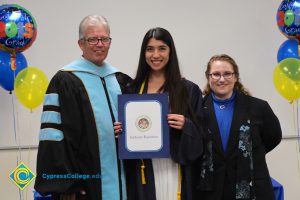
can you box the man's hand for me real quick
[114,121,123,138]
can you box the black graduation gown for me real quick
[125,79,203,200]
[34,70,132,200]
[196,92,282,200]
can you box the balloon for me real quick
[273,64,300,101]
[278,58,300,81]
[14,67,48,111]
[277,39,300,62]
[277,0,300,40]
[0,49,27,92]
[0,4,37,53]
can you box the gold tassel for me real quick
[139,82,146,185]
[177,165,182,200]
[177,192,181,200]
[141,159,146,184]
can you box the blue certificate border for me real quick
[118,93,169,159]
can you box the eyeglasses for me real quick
[82,37,112,45]
[208,72,235,80]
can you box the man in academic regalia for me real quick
[34,15,131,200]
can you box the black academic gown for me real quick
[125,79,203,200]
[196,92,282,200]
[34,69,131,200]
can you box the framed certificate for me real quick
[118,93,169,159]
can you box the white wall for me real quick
[0,0,300,199]
[267,139,300,199]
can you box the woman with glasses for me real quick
[114,27,203,200]
[196,54,282,200]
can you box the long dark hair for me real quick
[134,27,187,115]
[203,54,251,96]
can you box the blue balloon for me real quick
[277,39,300,62]
[0,49,27,92]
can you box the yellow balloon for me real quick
[14,67,49,111]
[273,65,300,101]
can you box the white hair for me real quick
[79,15,110,39]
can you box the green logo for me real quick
[8,162,36,190]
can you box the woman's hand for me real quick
[167,114,185,130]
[114,121,123,138]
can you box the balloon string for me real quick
[11,93,23,200]
[25,112,33,200]
[297,99,300,154]
[25,145,31,200]
[296,99,300,178]
[297,141,300,178]
[293,101,296,133]
[19,188,22,200]
[13,77,22,161]
[11,92,21,161]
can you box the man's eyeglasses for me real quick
[208,72,235,80]
[82,37,112,45]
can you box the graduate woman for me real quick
[196,54,282,200]
[115,27,203,200]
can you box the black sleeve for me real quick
[115,72,133,94]
[261,101,282,152]
[171,80,204,165]
[34,71,85,196]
